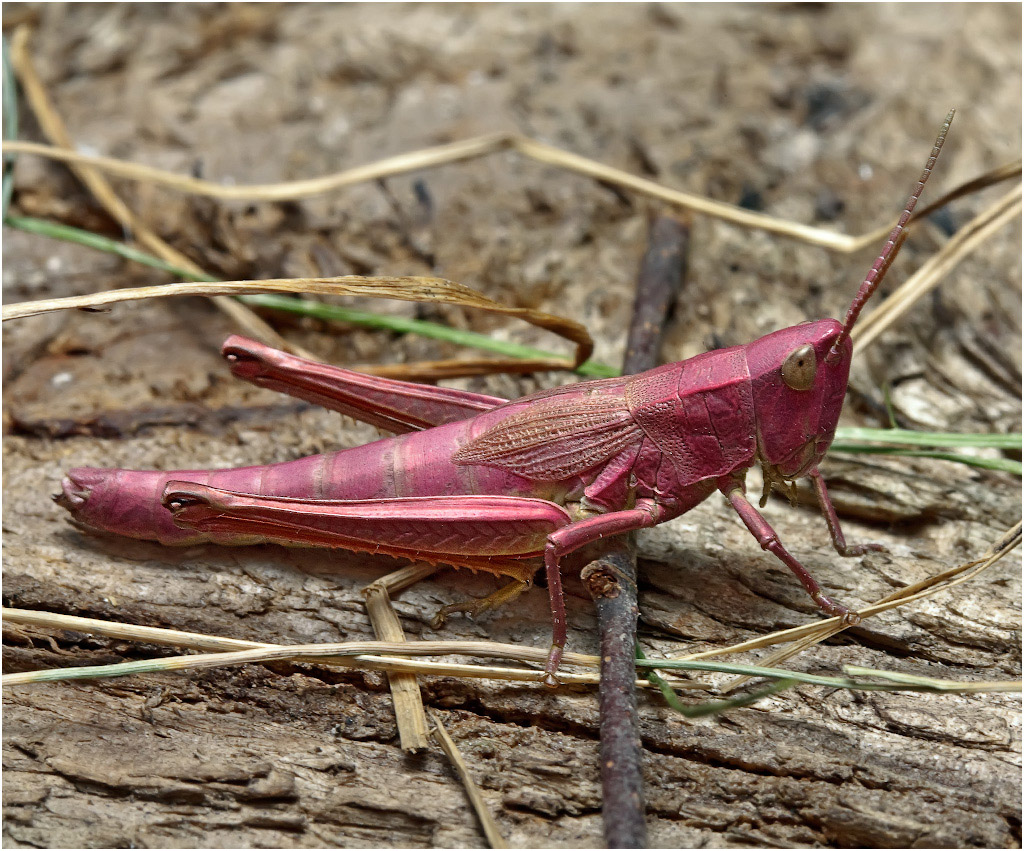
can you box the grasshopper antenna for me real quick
[828,108,955,362]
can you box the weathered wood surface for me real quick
[3,5,1021,848]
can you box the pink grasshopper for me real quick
[57,114,951,684]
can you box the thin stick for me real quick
[586,215,691,849]
[584,542,645,847]
[430,711,509,848]
[623,216,691,370]
[6,26,298,355]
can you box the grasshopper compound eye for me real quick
[781,344,816,391]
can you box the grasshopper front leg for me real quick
[808,469,886,557]
[723,483,860,624]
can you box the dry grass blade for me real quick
[849,159,1023,249]
[347,657,594,685]
[711,521,1022,692]
[2,607,703,688]
[1,275,594,371]
[10,627,1015,692]
[362,568,433,752]
[374,563,441,595]
[0,638,597,686]
[2,135,513,201]
[9,128,1016,254]
[669,521,1020,663]
[6,26,297,355]
[511,135,860,250]
[430,711,509,849]
[853,186,1022,354]
[1,134,852,248]
[6,34,591,380]
[3,607,271,651]
[907,159,1023,225]
[350,656,691,687]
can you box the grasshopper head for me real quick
[747,109,953,488]
[746,320,851,481]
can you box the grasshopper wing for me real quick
[453,394,643,481]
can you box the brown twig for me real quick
[623,217,690,372]
[584,215,690,849]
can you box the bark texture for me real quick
[3,4,1021,848]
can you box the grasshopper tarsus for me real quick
[543,642,566,689]
[837,542,887,558]
[838,608,863,627]
[810,469,887,559]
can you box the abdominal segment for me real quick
[57,416,569,547]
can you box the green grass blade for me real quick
[5,215,217,279]
[671,679,798,718]
[637,646,796,717]
[637,645,693,714]
[831,427,1022,475]
[236,293,617,377]
[829,445,1022,475]
[834,427,1022,449]
[3,215,618,377]
[2,35,19,221]
[634,658,1021,693]
[832,427,1022,475]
